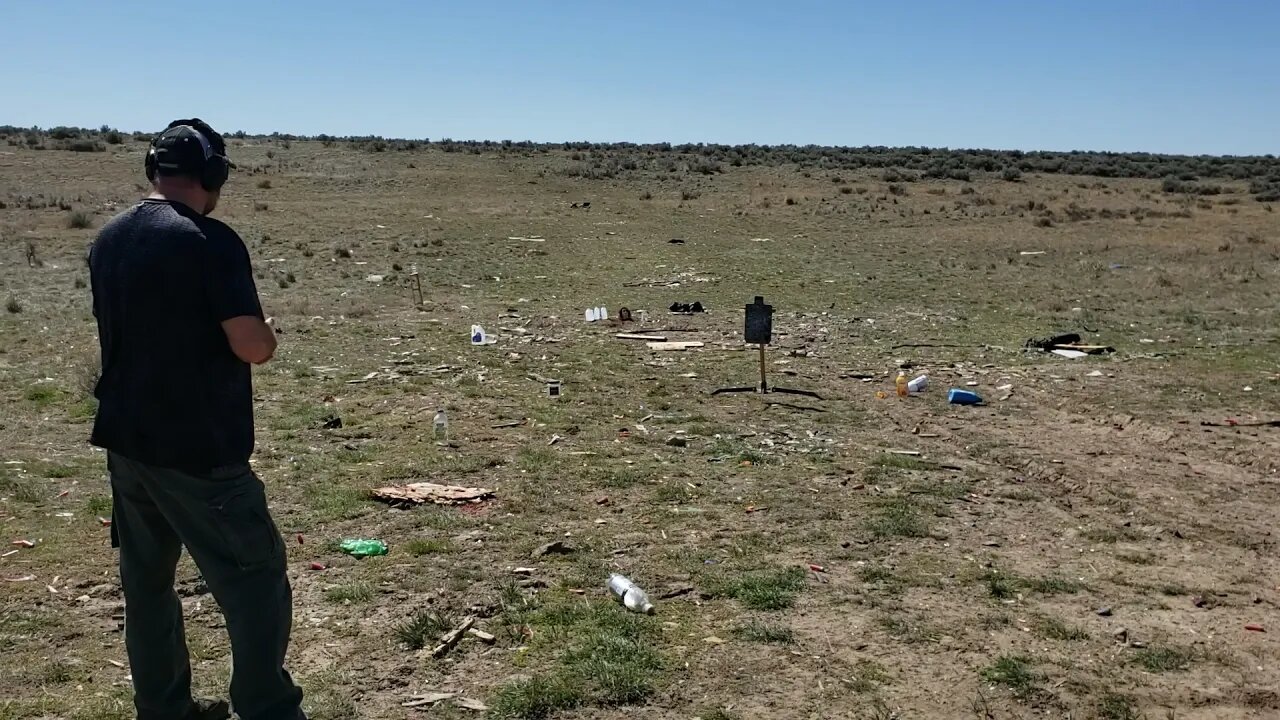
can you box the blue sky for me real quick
[4,1,1276,154]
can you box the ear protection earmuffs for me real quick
[144,125,230,192]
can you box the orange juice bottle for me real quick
[896,371,909,397]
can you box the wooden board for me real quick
[1051,344,1115,354]
[370,482,494,505]
[646,341,704,351]
[617,333,666,341]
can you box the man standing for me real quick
[89,119,305,720]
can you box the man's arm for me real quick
[222,316,277,364]
[205,226,276,364]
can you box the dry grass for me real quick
[1,136,1277,719]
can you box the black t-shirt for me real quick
[89,199,263,471]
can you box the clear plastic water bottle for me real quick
[607,573,655,614]
[471,325,487,344]
[433,409,448,441]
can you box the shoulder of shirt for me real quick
[193,214,245,245]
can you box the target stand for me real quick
[712,296,822,400]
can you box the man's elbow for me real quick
[233,335,277,364]
[222,316,278,364]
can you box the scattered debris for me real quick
[1246,624,1266,633]
[1201,419,1280,428]
[11,539,35,548]
[608,573,655,614]
[455,698,488,711]
[1112,627,1129,644]
[370,482,495,506]
[320,414,343,429]
[947,389,983,405]
[618,333,665,341]
[403,693,456,708]
[703,636,726,645]
[467,628,496,644]
[430,616,476,658]
[669,238,686,244]
[659,585,695,600]
[1028,332,1115,357]
[887,450,921,457]
[490,419,527,429]
[665,436,688,448]
[532,540,575,558]
[310,562,326,571]
[808,564,827,573]
[1097,607,1113,617]
[1026,333,1082,350]
[512,567,536,575]
[669,301,705,314]
[338,539,388,557]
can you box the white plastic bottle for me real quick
[433,409,448,440]
[607,573,655,614]
[907,374,929,393]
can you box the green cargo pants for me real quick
[108,452,306,720]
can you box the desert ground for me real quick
[2,129,1279,719]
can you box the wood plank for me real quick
[617,333,666,341]
[430,616,476,658]
[646,341,704,351]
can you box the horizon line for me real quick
[3,123,1276,161]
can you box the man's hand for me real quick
[222,316,277,364]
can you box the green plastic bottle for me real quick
[339,539,388,557]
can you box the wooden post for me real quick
[758,344,768,393]
[409,272,423,306]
